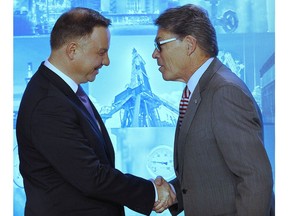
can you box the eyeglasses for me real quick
[154,37,177,52]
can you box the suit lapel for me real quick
[174,58,223,179]
[175,85,202,178]
[180,86,202,135]
[40,63,102,134]
[90,103,115,166]
[78,96,115,166]
[39,63,115,166]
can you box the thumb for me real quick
[154,176,164,186]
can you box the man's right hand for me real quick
[153,176,176,213]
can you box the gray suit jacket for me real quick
[170,58,273,216]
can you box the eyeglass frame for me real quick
[154,37,178,52]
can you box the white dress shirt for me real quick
[187,57,214,96]
[44,60,78,93]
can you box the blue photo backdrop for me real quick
[13,0,275,215]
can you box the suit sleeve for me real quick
[211,85,273,216]
[30,95,155,215]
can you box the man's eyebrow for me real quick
[98,48,108,52]
[155,36,161,41]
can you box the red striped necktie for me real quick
[179,85,191,126]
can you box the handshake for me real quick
[152,176,177,213]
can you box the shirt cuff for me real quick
[169,183,176,194]
[150,180,158,201]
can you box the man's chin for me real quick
[88,71,99,81]
[87,75,96,82]
[162,73,171,81]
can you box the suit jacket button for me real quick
[182,189,187,194]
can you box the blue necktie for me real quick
[76,85,101,131]
[76,85,95,119]
[76,85,108,153]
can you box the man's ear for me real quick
[66,42,78,60]
[185,35,197,56]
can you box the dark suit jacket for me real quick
[16,63,155,216]
[170,58,273,216]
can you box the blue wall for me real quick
[13,1,275,215]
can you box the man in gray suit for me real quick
[152,4,274,216]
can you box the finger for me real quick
[153,200,160,207]
[155,205,167,213]
[168,190,177,205]
[154,205,166,213]
[153,199,168,212]
[153,199,165,210]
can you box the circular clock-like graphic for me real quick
[146,145,175,180]
[13,145,24,188]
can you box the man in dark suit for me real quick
[16,7,175,216]
[152,4,274,216]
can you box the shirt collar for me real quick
[44,60,78,93]
[187,57,214,95]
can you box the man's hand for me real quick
[153,176,176,213]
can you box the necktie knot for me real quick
[76,85,94,117]
[179,86,191,126]
[76,85,87,99]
